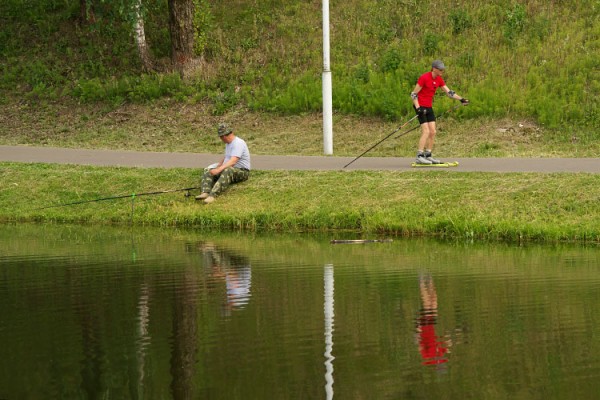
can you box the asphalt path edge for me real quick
[1,145,599,173]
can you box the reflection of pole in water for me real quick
[324,264,335,399]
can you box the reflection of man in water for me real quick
[416,274,449,366]
[196,242,252,315]
[225,265,252,308]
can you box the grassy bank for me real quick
[2,0,599,128]
[2,99,598,159]
[2,162,599,243]
[2,0,599,162]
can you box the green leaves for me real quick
[2,0,600,128]
[503,3,527,43]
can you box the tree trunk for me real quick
[79,0,95,24]
[133,0,154,72]
[168,0,200,78]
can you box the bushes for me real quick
[72,74,191,104]
[3,0,600,128]
[503,3,527,43]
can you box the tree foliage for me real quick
[2,0,600,128]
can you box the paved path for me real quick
[1,145,599,173]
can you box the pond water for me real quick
[1,224,600,399]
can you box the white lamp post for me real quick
[322,0,333,155]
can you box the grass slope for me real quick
[2,162,599,243]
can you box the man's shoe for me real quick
[424,152,442,164]
[416,155,433,165]
[426,156,442,164]
[203,196,216,204]
[195,193,209,200]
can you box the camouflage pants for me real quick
[201,167,250,197]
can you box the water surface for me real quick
[1,224,599,399]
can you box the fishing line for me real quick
[33,186,201,211]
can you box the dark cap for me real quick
[217,123,233,137]
[432,60,446,70]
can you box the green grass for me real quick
[2,0,600,244]
[2,162,600,243]
[1,98,598,158]
[1,0,600,128]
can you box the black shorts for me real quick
[415,106,436,124]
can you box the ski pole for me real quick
[392,103,464,144]
[342,102,464,169]
[439,103,463,118]
[343,114,419,169]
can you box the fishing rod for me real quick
[343,103,464,169]
[35,186,201,210]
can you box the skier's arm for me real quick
[410,84,422,108]
[442,85,469,104]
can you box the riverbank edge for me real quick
[2,162,600,244]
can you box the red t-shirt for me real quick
[416,72,445,107]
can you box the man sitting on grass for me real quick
[196,123,251,204]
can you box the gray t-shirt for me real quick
[225,136,251,170]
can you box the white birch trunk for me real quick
[133,0,154,72]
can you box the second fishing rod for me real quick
[35,186,201,210]
[34,186,202,225]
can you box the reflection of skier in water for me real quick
[416,274,450,366]
[196,242,252,315]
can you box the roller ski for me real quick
[412,151,458,168]
[411,161,459,168]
